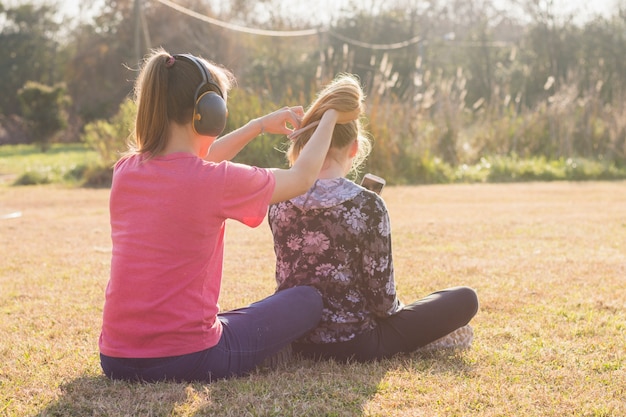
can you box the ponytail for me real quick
[287,74,371,173]
[132,50,172,157]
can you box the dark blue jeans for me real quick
[293,286,479,362]
[100,286,323,383]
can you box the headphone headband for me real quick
[173,54,224,98]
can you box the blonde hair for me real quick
[287,73,371,173]
[130,47,234,157]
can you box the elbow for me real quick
[292,167,318,196]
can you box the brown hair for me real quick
[286,73,371,172]
[129,48,234,157]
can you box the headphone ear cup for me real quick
[193,91,228,136]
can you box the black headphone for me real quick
[174,54,228,137]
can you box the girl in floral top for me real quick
[268,74,479,362]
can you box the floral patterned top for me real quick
[268,177,401,344]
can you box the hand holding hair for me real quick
[256,106,305,136]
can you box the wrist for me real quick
[254,118,265,135]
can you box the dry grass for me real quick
[1,182,624,416]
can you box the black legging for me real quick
[292,286,479,362]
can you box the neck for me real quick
[318,156,350,179]
[162,122,212,157]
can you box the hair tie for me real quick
[165,56,175,68]
[287,120,321,141]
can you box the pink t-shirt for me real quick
[99,152,275,358]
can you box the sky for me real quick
[183,0,620,25]
[13,0,622,26]
[547,0,619,22]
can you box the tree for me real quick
[0,2,62,116]
[63,0,138,123]
[17,81,71,151]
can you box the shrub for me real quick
[13,169,52,185]
[82,164,114,188]
[82,99,135,167]
[17,82,71,151]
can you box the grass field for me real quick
[0,144,100,186]
[0,182,624,416]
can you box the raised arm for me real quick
[205,106,304,163]
[269,107,359,204]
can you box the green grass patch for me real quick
[447,156,626,183]
[3,143,626,187]
[0,143,100,186]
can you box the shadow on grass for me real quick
[35,351,473,416]
[34,375,189,416]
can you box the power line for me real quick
[154,0,424,50]
[156,0,509,52]
[328,30,421,50]
[155,0,323,37]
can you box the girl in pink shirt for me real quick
[99,48,359,382]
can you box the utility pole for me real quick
[134,0,141,65]
[133,0,152,66]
